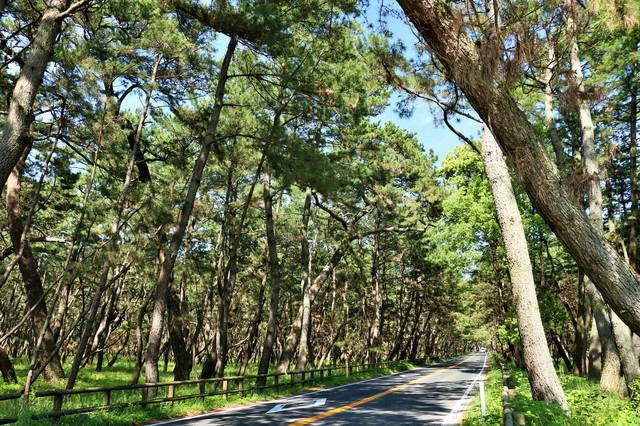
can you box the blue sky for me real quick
[364,1,481,164]
[124,2,481,165]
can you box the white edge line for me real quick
[151,356,468,425]
[440,353,488,426]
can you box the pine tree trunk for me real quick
[395,0,640,334]
[481,127,568,410]
[6,149,65,381]
[294,188,313,372]
[567,5,640,386]
[0,347,17,384]
[144,36,237,394]
[588,315,603,381]
[131,295,148,385]
[629,82,638,269]
[573,275,591,376]
[0,0,70,188]
[368,229,382,364]
[587,281,621,391]
[168,287,192,381]
[257,173,281,388]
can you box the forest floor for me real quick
[462,359,640,425]
[0,359,422,425]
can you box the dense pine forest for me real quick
[2,0,640,420]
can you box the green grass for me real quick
[461,363,504,426]
[0,359,424,425]
[462,358,640,425]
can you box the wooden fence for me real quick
[0,360,397,424]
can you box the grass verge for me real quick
[0,360,423,425]
[462,357,640,425]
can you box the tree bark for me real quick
[629,81,638,269]
[587,281,621,391]
[566,3,640,386]
[0,0,71,188]
[257,173,281,388]
[390,292,416,361]
[572,274,591,376]
[588,315,603,381]
[481,127,568,410]
[368,227,382,364]
[167,286,192,381]
[294,187,313,372]
[0,347,17,384]
[395,0,640,335]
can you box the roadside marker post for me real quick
[480,380,486,422]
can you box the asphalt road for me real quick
[152,353,487,426]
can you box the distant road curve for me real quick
[151,353,488,425]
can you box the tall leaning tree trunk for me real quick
[629,81,638,269]
[481,128,568,410]
[0,0,72,188]
[144,36,238,393]
[6,149,65,381]
[294,187,313,372]
[395,0,640,335]
[257,172,281,388]
[566,2,640,387]
[573,275,591,376]
[368,227,382,364]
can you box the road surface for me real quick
[152,353,487,425]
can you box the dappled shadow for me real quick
[153,354,487,425]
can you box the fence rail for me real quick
[0,360,403,424]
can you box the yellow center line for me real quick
[288,355,476,426]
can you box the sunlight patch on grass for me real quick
[0,359,415,425]
[462,359,640,426]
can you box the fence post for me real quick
[345,358,350,378]
[301,372,306,386]
[274,374,279,390]
[222,380,228,400]
[320,368,324,381]
[168,385,175,406]
[141,387,148,406]
[53,394,63,413]
[198,382,206,401]
[103,389,111,407]
[238,378,245,397]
